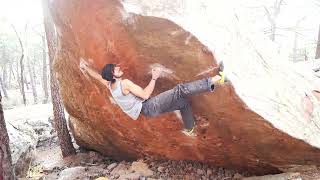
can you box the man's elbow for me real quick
[142,94,150,100]
[141,92,151,100]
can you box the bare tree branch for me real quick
[263,6,273,24]
[263,0,285,41]
[274,0,284,17]
[10,24,26,105]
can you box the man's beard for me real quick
[114,74,122,78]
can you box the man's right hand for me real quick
[80,58,90,70]
[79,59,92,79]
[151,67,162,80]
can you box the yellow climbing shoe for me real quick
[219,71,225,84]
[217,61,226,84]
[182,127,195,136]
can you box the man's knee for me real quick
[141,103,155,117]
[174,83,183,91]
[178,98,191,108]
[174,83,188,98]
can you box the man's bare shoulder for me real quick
[122,79,133,84]
[121,79,135,88]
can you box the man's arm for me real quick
[124,79,156,100]
[123,68,161,100]
[80,61,108,87]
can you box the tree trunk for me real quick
[293,30,298,62]
[264,0,283,42]
[316,25,320,59]
[27,58,38,104]
[304,49,308,61]
[49,58,76,157]
[24,75,29,90]
[42,0,76,157]
[0,66,8,98]
[3,65,8,90]
[0,76,8,98]
[8,62,14,88]
[270,23,276,42]
[0,91,15,180]
[1,48,7,90]
[15,61,21,93]
[292,17,306,62]
[11,24,26,105]
[42,35,49,104]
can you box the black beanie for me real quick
[101,64,115,82]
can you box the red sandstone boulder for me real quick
[48,0,320,174]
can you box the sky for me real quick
[0,0,43,29]
[0,0,319,59]
[1,0,318,30]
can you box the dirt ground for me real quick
[22,142,320,180]
[22,141,248,180]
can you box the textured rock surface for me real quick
[242,172,301,180]
[7,117,38,177]
[49,0,320,174]
[5,104,55,177]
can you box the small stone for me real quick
[103,169,109,174]
[187,166,192,171]
[157,166,165,172]
[211,168,217,173]
[233,173,243,179]
[225,170,233,177]
[89,151,101,159]
[120,172,140,180]
[206,169,212,176]
[197,169,204,175]
[107,163,118,170]
[165,168,169,173]
[130,161,153,177]
[114,174,120,179]
[218,167,224,174]
[111,163,128,176]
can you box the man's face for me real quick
[113,66,123,78]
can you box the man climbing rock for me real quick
[80,60,226,136]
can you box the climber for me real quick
[80,60,226,136]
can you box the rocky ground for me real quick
[23,140,247,180]
[6,104,320,180]
[5,105,243,180]
[22,138,320,180]
[22,143,320,180]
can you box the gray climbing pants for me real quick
[141,78,214,129]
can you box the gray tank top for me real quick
[109,80,143,120]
